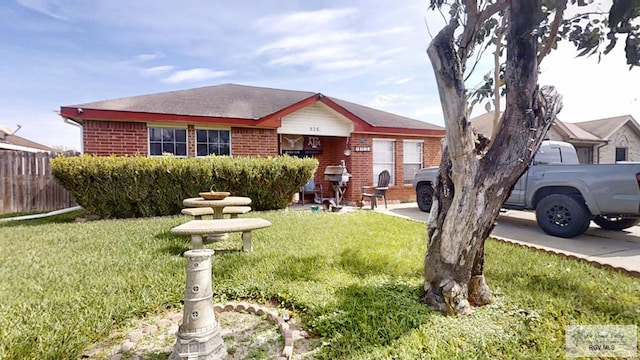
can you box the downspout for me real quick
[594,140,609,164]
[0,206,83,222]
[63,117,84,154]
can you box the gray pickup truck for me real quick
[413,141,640,238]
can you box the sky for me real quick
[0,0,638,151]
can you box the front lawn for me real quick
[0,210,637,359]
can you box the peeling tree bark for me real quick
[423,0,563,316]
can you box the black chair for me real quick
[360,170,391,209]
[299,179,323,205]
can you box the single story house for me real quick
[0,125,55,153]
[59,83,445,204]
[470,112,640,164]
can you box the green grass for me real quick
[0,210,638,359]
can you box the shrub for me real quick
[211,155,318,210]
[51,155,317,218]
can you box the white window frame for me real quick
[148,125,188,157]
[403,139,423,185]
[372,138,395,185]
[195,127,232,157]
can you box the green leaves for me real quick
[51,155,318,218]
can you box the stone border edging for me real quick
[214,302,294,360]
[93,302,296,360]
[491,237,640,278]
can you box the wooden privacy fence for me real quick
[0,151,76,214]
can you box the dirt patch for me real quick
[82,304,322,359]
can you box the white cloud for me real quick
[133,53,164,63]
[17,0,68,20]
[394,77,414,85]
[141,65,174,76]
[266,45,354,66]
[256,26,410,74]
[316,59,377,71]
[367,93,421,109]
[377,76,415,86]
[161,68,234,84]
[257,27,410,55]
[255,8,358,35]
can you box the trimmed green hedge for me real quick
[51,155,318,218]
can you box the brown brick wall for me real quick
[232,128,278,156]
[83,120,147,155]
[83,122,281,157]
[306,134,443,205]
[82,120,443,204]
[187,125,195,156]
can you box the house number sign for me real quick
[354,146,371,152]
[309,126,320,132]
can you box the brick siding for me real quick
[83,120,147,155]
[82,120,443,204]
[312,134,442,205]
[232,128,279,156]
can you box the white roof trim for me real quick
[0,143,51,153]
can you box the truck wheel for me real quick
[416,183,433,212]
[592,216,640,231]
[535,194,591,238]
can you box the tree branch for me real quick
[492,11,508,137]
[427,21,475,168]
[479,0,509,23]
[458,0,509,63]
[538,0,567,64]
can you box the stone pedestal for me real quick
[169,249,227,360]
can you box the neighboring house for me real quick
[570,115,640,163]
[470,112,640,164]
[0,126,55,153]
[59,83,445,204]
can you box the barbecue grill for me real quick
[324,164,350,205]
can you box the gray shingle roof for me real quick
[0,130,55,152]
[468,111,498,138]
[67,83,443,131]
[469,111,607,143]
[328,97,443,130]
[559,121,600,141]
[572,115,639,139]
[70,84,316,120]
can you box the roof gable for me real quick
[573,115,640,139]
[469,111,602,143]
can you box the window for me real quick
[196,129,231,156]
[372,139,395,185]
[403,140,423,184]
[533,146,562,164]
[148,127,187,156]
[616,147,628,162]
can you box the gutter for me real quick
[0,206,83,222]
[63,117,84,154]
[0,143,49,153]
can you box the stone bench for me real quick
[171,218,272,252]
[181,206,252,219]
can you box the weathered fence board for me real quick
[0,151,75,214]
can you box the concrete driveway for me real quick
[379,203,640,277]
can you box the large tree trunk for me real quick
[423,0,562,315]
